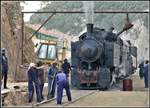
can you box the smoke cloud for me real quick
[83,1,95,24]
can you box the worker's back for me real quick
[55,71,72,104]
[56,72,67,84]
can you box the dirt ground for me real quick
[1,72,149,107]
[66,91,148,107]
[65,73,149,107]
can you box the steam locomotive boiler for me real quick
[71,23,137,90]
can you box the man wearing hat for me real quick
[61,59,71,78]
[1,48,9,89]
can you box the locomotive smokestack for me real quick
[87,23,93,37]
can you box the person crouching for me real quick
[55,70,72,105]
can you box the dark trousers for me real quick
[39,84,44,100]
[28,82,34,103]
[57,81,71,104]
[2,73,8,88]
[47,78,56,99]
[28,82,41,103]
[144,74,148,88]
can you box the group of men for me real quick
[138,59,149,88]
[27,59,72,105]
[1,48,72,105]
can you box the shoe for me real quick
[4,87,8,89]
[57,102,62,105]
[41,98,44,102]
[37,100,42,103]
[56,104,62,107]
[68,100,72,103]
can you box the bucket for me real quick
[123,79,133,91]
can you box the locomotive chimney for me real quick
[87,23,93,37]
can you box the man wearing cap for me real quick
[47,62,58,99]
[1,48,9,89]
[61,59,71,78]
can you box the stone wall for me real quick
[1,2,36,82]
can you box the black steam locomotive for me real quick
[71,23,137,90]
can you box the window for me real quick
[47,45,56,60]
[38,44,47,59]
[38,44,56,60]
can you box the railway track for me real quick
[35,89,97,107]
[34,81,122,107]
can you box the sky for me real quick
[20,1,42,22]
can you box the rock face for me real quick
[1,2,36,82]
[2,90,28,106]
[121,19,149,62]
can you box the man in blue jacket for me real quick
[56,70,72,105]
[47,62,58,99]
[143,60,149,88]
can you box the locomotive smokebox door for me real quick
[79,38,103,63]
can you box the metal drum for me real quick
[123,79,133,91]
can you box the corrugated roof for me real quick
[25,23,70,40]
[31,29,58,40]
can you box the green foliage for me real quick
[2,2,21,29]
[29,1,148,35]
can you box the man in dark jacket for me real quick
[56,70,72,104]
[1,48,9,89]
[61,59,71,77]
[28,63,41,103]
[37,61,45,101]
[138,60,144,79]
